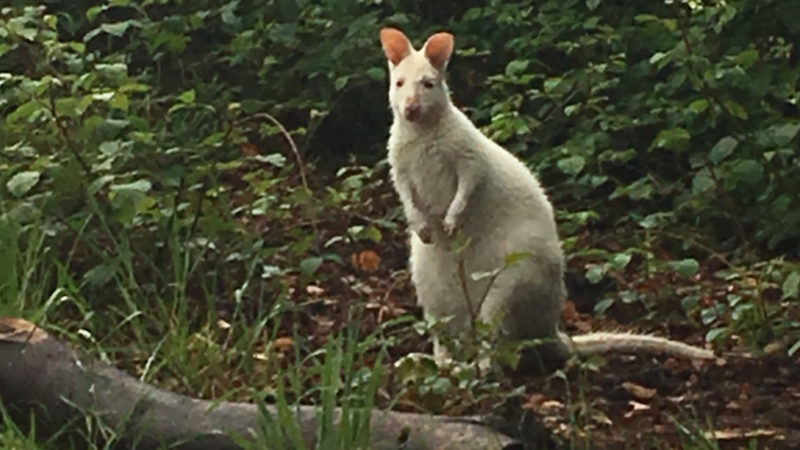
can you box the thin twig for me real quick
[44,94,92,176]
[456,258,478,344]
[654,229,735,269]
[237,112,309,191]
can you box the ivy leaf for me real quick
[299,257,323,276]
[594,298,614,315]
[729,159,763,185]
[585,264,606,284]
[609,253,632,271]
[366,67,384,80]
[705,327,727,343]
[768,122,800,146]
[6,171,41,197]
[557,156,585,176]
[668,258,700,278]
[692,169,715,195]
[505,59,529,76]
[586,0,601,11]
[709,136,738,164]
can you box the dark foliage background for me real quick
[2,0,800,446]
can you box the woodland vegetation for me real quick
[1,0,800,448]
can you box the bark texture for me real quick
[0,317,525,449]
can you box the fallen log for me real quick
[0,317,524,449]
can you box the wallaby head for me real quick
[380,28,454,123]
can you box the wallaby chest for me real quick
[389,136,459,217]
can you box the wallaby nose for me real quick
[404,97,421,122]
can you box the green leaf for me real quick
[365,225,382,243]
[652,127,690,151]
[734,49,759,68]
[504,252,533,266]
[6,171,41,197]
[7,100,43,125]
[668,258,700,278]
[366,67,384,80]
[586,0,601,11]
[543,77,564,94]
[334,76,349,91]
[729,159,763,184]
[255,153,286,167]
[681,294,701,311]
[692,169,715,195]
[84,262,118,287]
[505,60,529,76]
[300,257,323,276]
[782,271,800,299]
[110,92,129,110]
[638,212,673,229]
[609,253,631,271]
[102,21,137,37]
[705,327,727,343]
[88,175,115,195]
[179,89,196,103]
[86,5,108,22]
[768,122,800,146]
[688,99,709,114]
[789,340,800,357]
[95,63,128,81]
[708,136,738,164]
[723,100,748,120]
[593,298,614,315]
[110,179,151,193]
[557,156,585,176]
[585,264,606,284]
[634,14,659,23]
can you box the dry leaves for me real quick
[351,250,381,272]
[622,381,657,401]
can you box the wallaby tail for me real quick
[570,332,714,360]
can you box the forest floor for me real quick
[277,169,800,450]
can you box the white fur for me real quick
[381,29,714,367]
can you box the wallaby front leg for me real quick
[443,160,480,236]
[408,183,433,244]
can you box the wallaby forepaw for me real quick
[442,215,458,236]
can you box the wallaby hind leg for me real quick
[478,266,571,374]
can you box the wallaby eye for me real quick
[396,79,405,87]
[422,80,435,89]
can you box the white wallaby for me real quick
[379,27,714,372]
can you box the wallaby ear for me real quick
[423,32,454,70]
[380,28,412,66]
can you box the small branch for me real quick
[237,112,309,191]
[456,258,476,325]
[654,229,735,269]
[44,93,92,176]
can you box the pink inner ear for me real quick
[380,28,411,66]
[424,32,454,70]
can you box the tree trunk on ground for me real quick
[0,317,526,450]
